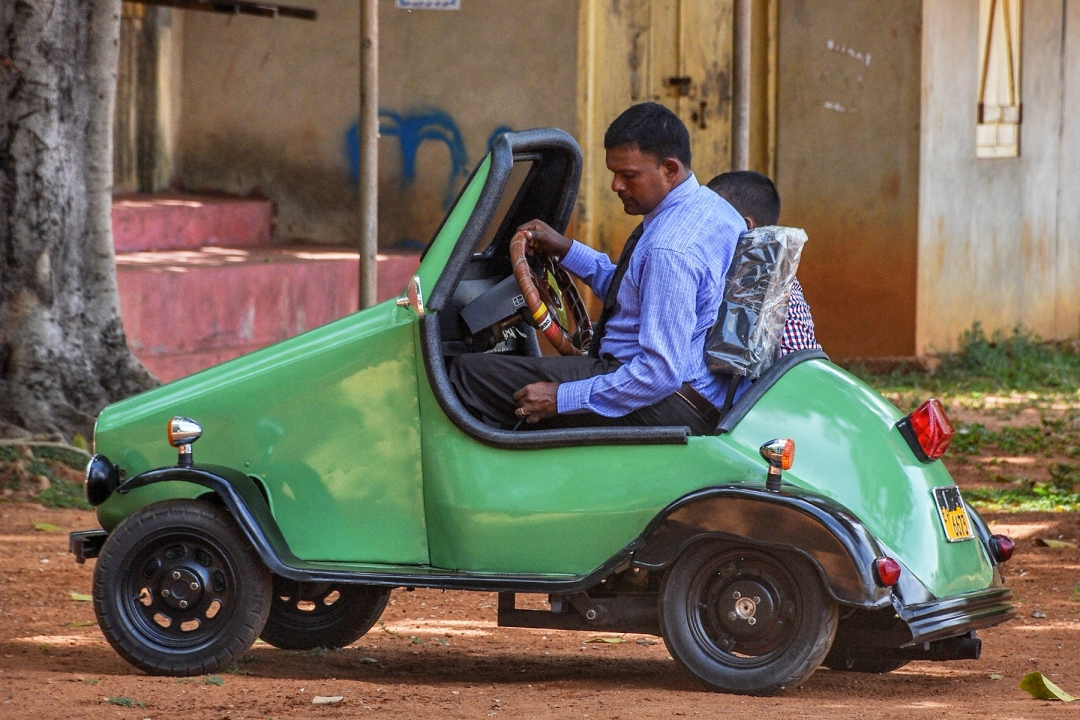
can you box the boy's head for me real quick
[706,171,781,229]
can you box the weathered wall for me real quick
[776,1,923,357]
[918,0,1080,351]
[178,1,578,248]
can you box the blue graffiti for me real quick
[346,109,468,208]
[346,111,511,209]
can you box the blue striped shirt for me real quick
[556,174,746,417]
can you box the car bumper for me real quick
[69,529,108,564]
[898,586,1016,646]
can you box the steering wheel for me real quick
[509,231,593,355]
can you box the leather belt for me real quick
[675,382,721,426]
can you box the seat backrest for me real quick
[704,226,808,379]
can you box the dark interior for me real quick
[420,129,826,450]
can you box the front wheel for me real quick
[93,500,272,676]
[259,577,390,650]
[659,542,838,696]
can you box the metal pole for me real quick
[359,0,379,308]
[732,0,751,171]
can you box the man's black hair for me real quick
[706,171,781,226]
[604,102,692,168]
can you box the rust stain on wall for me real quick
[880,169,901,200]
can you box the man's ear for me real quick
[744,215,757,230]
[661,157,683,183]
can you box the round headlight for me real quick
[85,454,120,506]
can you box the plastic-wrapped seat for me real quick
[704,226,808,412]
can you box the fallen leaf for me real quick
[635,638,659,646]
[357,656,379,664]
[1035,538,1077,549]
[436,637,449,646]
[584,636,624,644]
[34,522,60,532]
[1032,610,1047,618]
[312,696,344,705]
[70,592,93,602]
[63,621,96,627]
[1019,672,1075,702]
[377,620,405,639]
[989,673,1003,680]
[410,636,424,645]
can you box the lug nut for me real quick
[190,582,199,591]
[748,617,757,625]
[728,612,736,620]
[732,591,741,599]
[172,571,181,580]
[179,600,188,609]
[754,596,761,604]
[162,589,171,597]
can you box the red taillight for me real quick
[990,534,1015,563]
[897,398,954,462]
[874,557,902,587]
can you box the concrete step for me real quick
[117,245,421,382]
[112,193,274,252]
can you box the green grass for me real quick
[965,481,1080,513]
[952,419,1080,457]
[30,444,90,470]
[851,324,1080,404]
[37,477,93,510]
[105,696,145,708]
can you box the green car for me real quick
[70,129,1015,695]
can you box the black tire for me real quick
[659,542,838,696]
[93,500,272,676]
[822,652,909,673]
[259,577,390,650]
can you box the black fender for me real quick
[631,485,894,609]
[117,464,305,580]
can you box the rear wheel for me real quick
[93,500,271,676]
[660,542,837,696]
[259,577,390,650]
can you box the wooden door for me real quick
[577,0,734,263]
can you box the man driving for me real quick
[448,102,745,434]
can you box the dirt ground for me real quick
[0,501,1077,720]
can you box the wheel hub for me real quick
[158,567,205,611]
[716,579,776,638]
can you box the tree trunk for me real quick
[0,0,157,442]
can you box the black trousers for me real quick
[447,353,717,435]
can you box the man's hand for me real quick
[517,219,572,260]
[513,382,559,424]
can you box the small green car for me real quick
[71,130,1015,695]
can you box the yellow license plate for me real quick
[933,486,974,542]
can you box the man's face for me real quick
[605,144,683,216]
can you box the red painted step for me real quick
[112,193,274,252]
[113,194,421,383]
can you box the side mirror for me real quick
[395,275,425,317]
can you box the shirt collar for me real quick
[643,173,699,228]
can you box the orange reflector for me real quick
[780,438,795,470]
